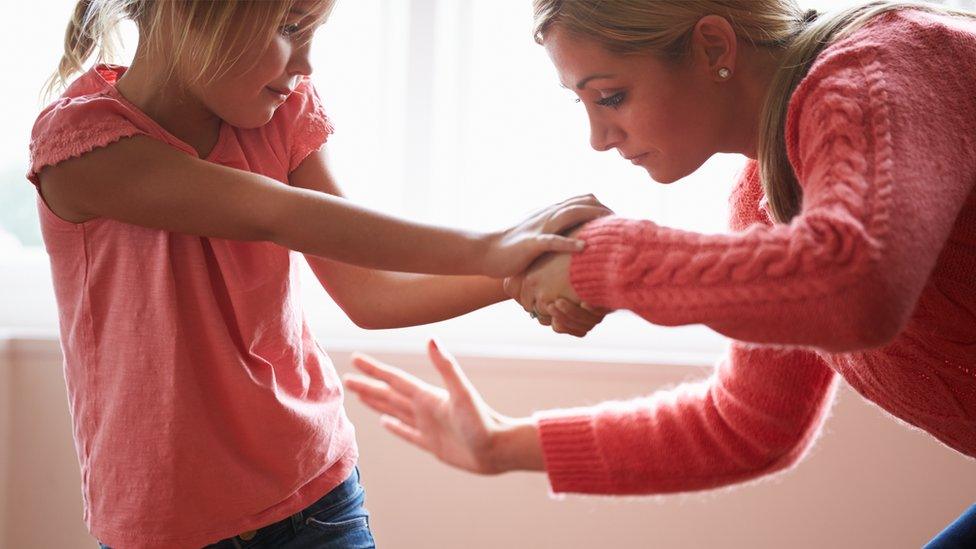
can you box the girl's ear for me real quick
[690,15,738,82]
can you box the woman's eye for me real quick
[596,92,625,109]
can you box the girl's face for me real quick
[544,27,727,184]
[189,1,329,129]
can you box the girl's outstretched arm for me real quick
[290,147,608,331]
[36,135,608,278]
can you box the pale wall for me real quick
[1,336,974,549]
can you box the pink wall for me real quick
[1,337,973,548]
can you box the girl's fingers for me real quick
[560,193,603,210]
[534,234,585,254]
[380,415,430,452]
[544,204,612,235]
[351,352,425,397]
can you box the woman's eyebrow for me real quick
[559,74,617,90]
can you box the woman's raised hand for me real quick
[344,340,516,475]
[480,194,612,278]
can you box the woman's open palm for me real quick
[344,340,506,475]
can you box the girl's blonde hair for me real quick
[532,1,976,223]
[46,0,334,99]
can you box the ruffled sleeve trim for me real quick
[28,115,146,187]
[288,79,336,173]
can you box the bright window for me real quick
[2,0,970,362]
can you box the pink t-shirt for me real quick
[27,65,357,549]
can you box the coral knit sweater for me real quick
[536,9,976,495]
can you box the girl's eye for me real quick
[280,23,301,37]
[596,92,625,109]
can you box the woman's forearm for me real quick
[488,415,546,474]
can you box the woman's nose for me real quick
[589,117,624,152]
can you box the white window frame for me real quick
[5,0,968,363]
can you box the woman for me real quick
[345,0,976,546]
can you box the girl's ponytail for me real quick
[43,0,143,99]
[46,0,98,98]
[41,0,335,101]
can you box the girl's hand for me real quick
[344,340,542,475]
[480,194,612,278]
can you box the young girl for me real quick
[345,0,976,546]
[27,1,608,547]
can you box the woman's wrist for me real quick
[488,415,546,474]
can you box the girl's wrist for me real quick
[473,230,498,277]
[488,415,546,474]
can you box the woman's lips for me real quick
[627,153,649,165]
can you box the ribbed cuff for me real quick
[534,410,615,495]
[569,216,639,309]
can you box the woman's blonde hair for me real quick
[532,0,976,223]
[46,0,334,99]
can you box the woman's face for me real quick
[543,26,727,184]
[190,0,327,128]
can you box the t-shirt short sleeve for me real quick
[27,94,148,187]
[270,77,335,173]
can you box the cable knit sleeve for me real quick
[535,343,837,495]
[570,35,976,352]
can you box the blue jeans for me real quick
[99,467,375,548]
[925,504,976,549]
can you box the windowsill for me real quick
[0,249,724,369]
[0,329,719,369]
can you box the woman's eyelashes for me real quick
[574,92,627,109]
[596,92,626,109]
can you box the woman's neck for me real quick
[725,44,787,159]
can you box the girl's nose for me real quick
[288,43,314,77]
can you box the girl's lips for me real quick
[265,87,291,101]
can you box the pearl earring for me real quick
[718,68,731,79]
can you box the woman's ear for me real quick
[691,15,738,82]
